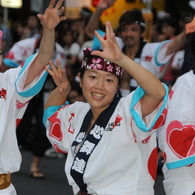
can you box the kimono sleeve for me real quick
[15,53,47,103]
[130,83,168,141]
[154,40,174,66]
[43,102,77,154]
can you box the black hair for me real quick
[188,32,195,65]
[189,32,195,57]
[118,9,145,33]
[160,17,180,35]
[184,32,195,72]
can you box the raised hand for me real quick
[97,0,117,10]
[45,60,71,94]
[91,21,124,65]
[37,0,66,31]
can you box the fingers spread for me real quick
[55,0,64,10]
[48,0,55,8]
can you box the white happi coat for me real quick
[131,41,176,88]
[4,37,66,68]
[44,85,168,195]
[0,54,47,174]
[158,70,195,195]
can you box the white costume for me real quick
[158,70,195,195]
[0,54,47,194]
[44,85,168,195]
[4,37,66,103]
[4,37,66,68]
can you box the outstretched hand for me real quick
[97,0,117,10]
[37,0,66,30]
[91,21,124,65]
[45,60,71,94]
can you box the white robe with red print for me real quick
[44,85,168,195]
[4,37,66,68]
[158,70,195,195]
[0,54,47,174]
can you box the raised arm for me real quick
[92,21,166,117]
[85,0,117,38]
[44,60,71,109]
[24,0,66,87]
[166,31,186,55]
[166,16,195,54]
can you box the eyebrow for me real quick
[87,70,116,77]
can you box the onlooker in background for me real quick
[180,6,195,75]
[22,11,41,39]
[69,18,84,46]
[10,20,26,44]
[79,7,93,45]
[59,28,80,86]
[158,17,184,89]
[160,17,180,40]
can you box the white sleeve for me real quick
[15,53,47,103]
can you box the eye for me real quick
[132,27,140,32]
[89,75,96,79]
[122,27,128,32]
[106,78,114,83]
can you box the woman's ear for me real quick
[77,73,82,88]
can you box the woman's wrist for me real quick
[114,53,126,66]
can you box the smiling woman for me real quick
[43,21,168,195]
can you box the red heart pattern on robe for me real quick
[151,108,167,131]
[49,112,63,141]
[148,147,158,180]
[166,120,195,158]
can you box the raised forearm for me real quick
[24,28,55,87]
[85,7,104,38]
[117,55,165,99]
[167,31,186,54]
[36,28,55,65]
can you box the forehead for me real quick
[85,69,118,79]
[120,23,141,30]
